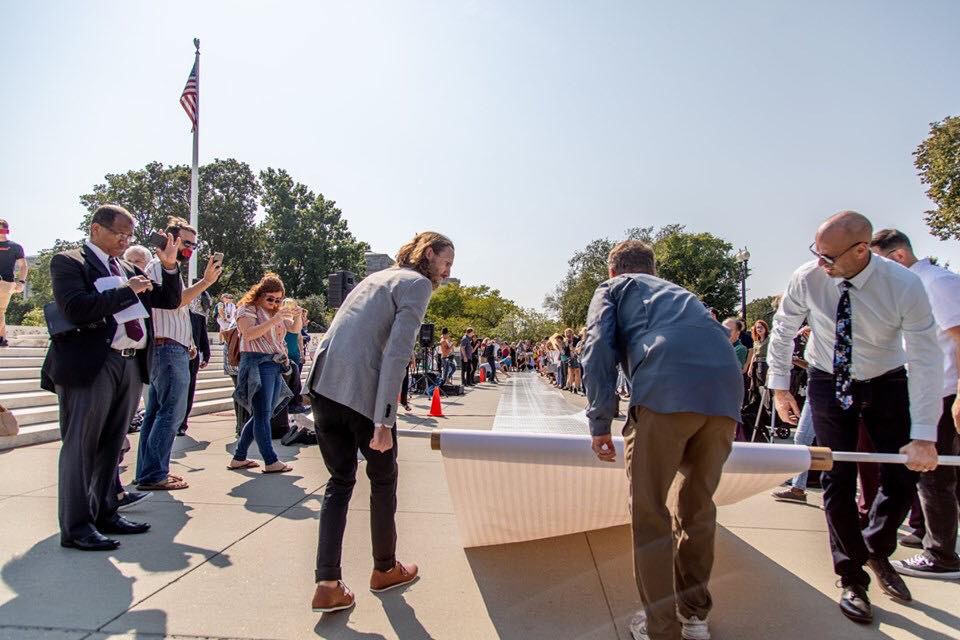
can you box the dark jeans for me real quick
[313,393,398,582]
[916,395,960,568]
[808,367,918,586]
[486,357,497,382]
[234,360,283,465]
[461,358,473,386]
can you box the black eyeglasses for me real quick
[181,239,197,249]
[808,241,865,266]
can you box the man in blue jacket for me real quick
[582,240,742,640]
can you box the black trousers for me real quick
[181,356,201,430]
[312,393,398,582]
[286,360,303,406]
[461,358,472,386]
[57,351,143,540]
[807,366,918,586]
[486,356,497,382]
[916,394,960,568]
[230,374,250,436]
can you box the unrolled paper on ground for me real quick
[440,429,811,547]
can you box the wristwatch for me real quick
[16,279,25,284]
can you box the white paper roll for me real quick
[440,429,811,547]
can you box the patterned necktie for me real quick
[109,259,145,342]
[833,280,853,410]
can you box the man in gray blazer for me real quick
[307,231,454,614]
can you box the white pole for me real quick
[832,452,960,466]
[188,38,200,284]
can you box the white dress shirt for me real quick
[911,258,960,398]
[85,241,147,350]
[767,255,943,442]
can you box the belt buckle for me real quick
[120,347,137,358]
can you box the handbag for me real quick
[0,404,19,437]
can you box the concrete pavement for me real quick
[0,377,958,639]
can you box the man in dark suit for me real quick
[41,204,183,551]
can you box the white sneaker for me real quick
[629,610,649,640]
[679,614,710,640]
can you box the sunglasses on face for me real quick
[180,239,197,249]
[808,241,865,266]
[264,296,284,304]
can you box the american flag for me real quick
[180,60,199,131]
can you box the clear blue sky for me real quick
[3,1,959,310]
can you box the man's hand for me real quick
[201,256,223,285]
[156,233,181,269]
[592,434,616,463]
[125,275,154,295]
[369,425,393,453]
[900,440,938,472]
[199,359,208,369]
[773,389,800,425]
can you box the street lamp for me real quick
[735,248,750,321]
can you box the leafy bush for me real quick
[21,308,45,327]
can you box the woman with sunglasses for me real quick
[228,273,296,474]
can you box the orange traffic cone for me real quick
[429,387,444,417]
[479,367,486,383]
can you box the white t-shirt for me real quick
[911,258,960,397]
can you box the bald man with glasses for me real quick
[767,211,942,624]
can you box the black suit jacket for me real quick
[40,244,183,392]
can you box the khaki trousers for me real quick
[0,280,14,337]
[624,406,735,640]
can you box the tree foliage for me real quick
[425,283,522,339]
[915,115,960,240]
[546,225,741,327]
[745,295,779,328]
[260,168,369,299]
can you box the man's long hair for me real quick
[395,231,454,279]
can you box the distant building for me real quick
[364,251,394,276]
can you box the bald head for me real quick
[812,210,874,279]
[817,210,873,245]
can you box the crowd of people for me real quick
[32,205,959,640]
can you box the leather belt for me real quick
[113,347,139,358]
[155,337,188,350]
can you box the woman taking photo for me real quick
[228,273,295,474]
[747,319,770,397]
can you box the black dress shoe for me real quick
[839,583,873,624]
[97,515,151,535]
[867,556,912,601]
[61,531,121,551]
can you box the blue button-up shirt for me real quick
[582,274,743,436]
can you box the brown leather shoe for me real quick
[370,560,419,593]
[311,581,355,613]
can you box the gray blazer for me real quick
[307,267,434,424]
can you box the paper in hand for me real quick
[95,276,150,323]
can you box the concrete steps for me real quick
[0,327,316,451]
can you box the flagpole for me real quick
[188,38,200,284]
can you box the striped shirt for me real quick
[237,304,288,355]
[145,258,193,348]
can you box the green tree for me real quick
[745,295,779,328]
[26,239,85,309]
[79,161,191,232]
[425,283,520,338]
[490,309,561,343]
[197,158,264,294]
[260,168,368,299]
[915,115,960,240]
[547,225,740,326]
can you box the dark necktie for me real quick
[833,280,853,410]
[109,258,145,342]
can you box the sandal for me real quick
[262,463,294,475]
[136,477,189,491]
[227,460,261,471]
